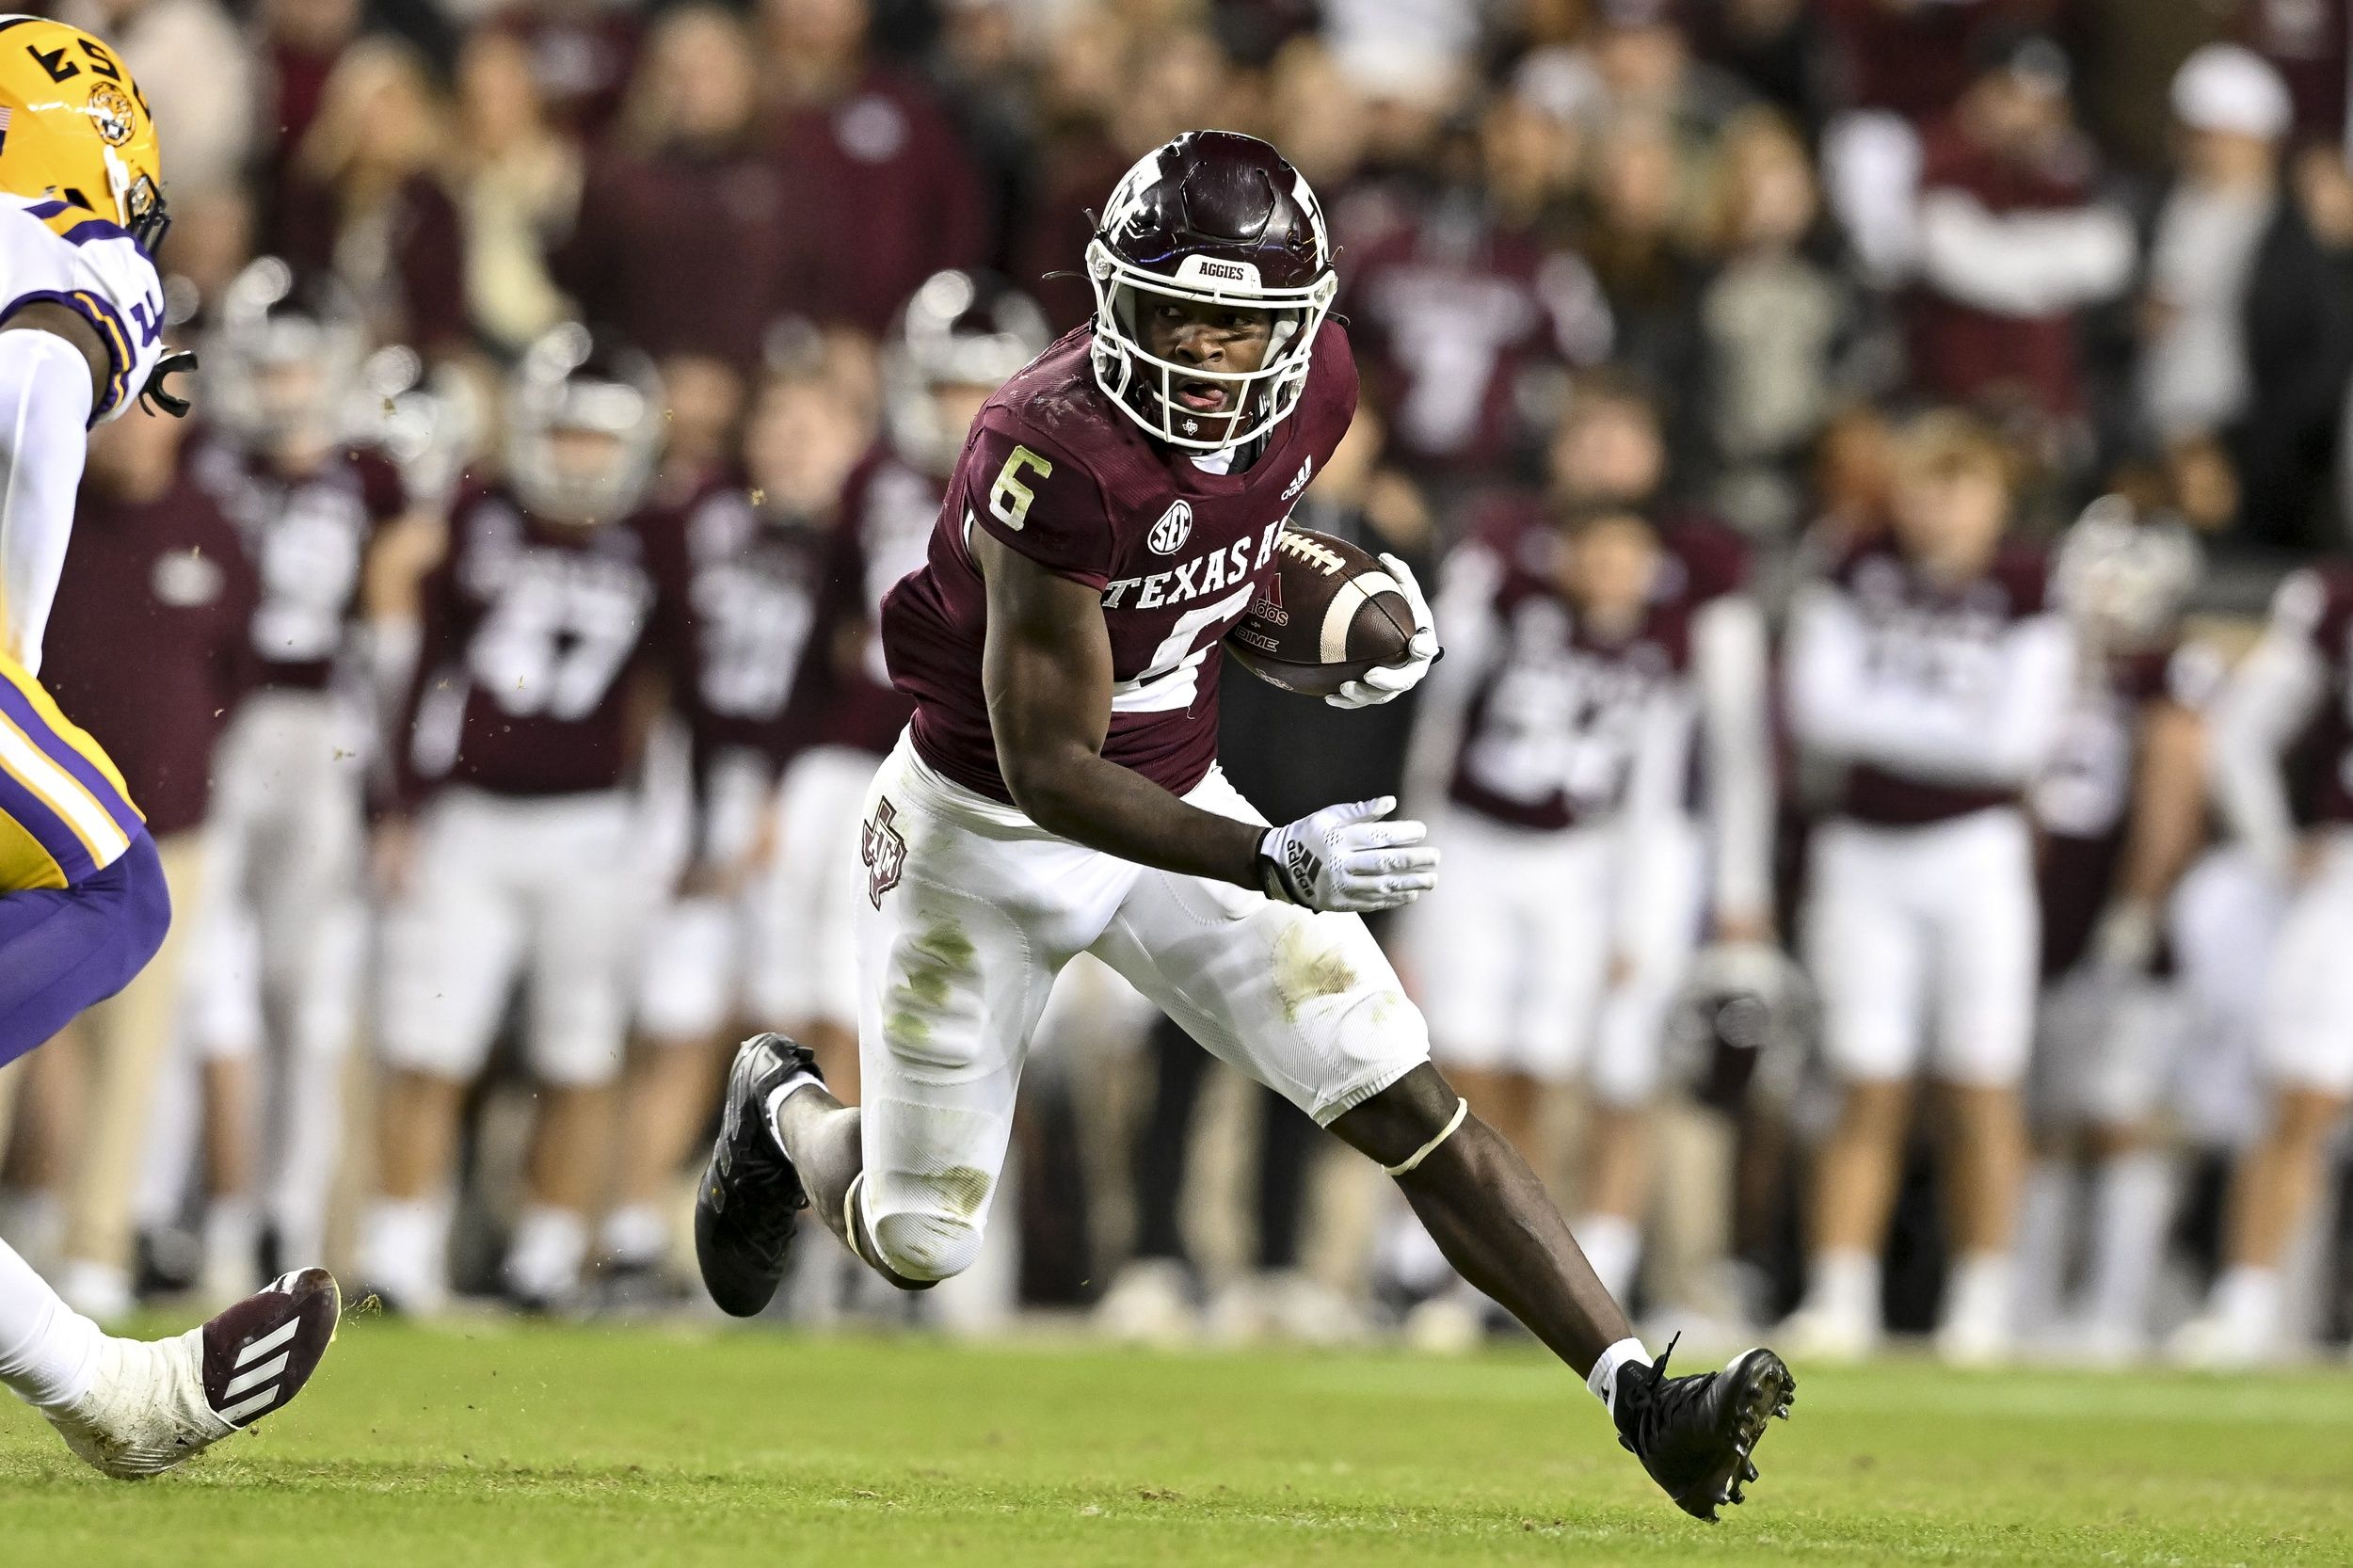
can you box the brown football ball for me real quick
[1225,527,1417,697]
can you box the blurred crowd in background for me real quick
[0,0,2350,1368]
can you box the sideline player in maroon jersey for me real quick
[1400,501,1702,1343]
[600,363,862,1300]
[2013,498,2209,1363]
[2177,547,2353,1363]
[178,260,429,1301]
[695,131,1792,1519]
[1781,413,2076,1366]
[361,328,665,1314]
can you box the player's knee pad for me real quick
[868,1206,985,1286]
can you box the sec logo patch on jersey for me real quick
[1148,500,1193,555]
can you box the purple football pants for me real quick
[0,828,168,1069]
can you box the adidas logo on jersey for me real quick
[1282,456,1315,500]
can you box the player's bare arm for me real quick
[976,524,1265,886]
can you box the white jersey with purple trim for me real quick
[0,189,168,423]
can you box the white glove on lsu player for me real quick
[1326,552,1440,711]
[1257,796,1440,913]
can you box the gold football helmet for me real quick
[0,16,166,251]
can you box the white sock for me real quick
[763,1071,824,1155]
[2209,1265,2281,1336]
[0,1236,104,1411]
[0,1191,64,1274]
[203,1199,258,1279]
[1944,1252,2014,1336]
[359,1198,449,1308]
[1587,1336,1654,1415]
[1807,1249,1880,1326]
[56,1261,133,1325]
[600,1204,670,1268]
[2083,1153,2173,1333]
[504,1206,588,1302]
[2009,1159,2074,1336]
[1576,1213,1641,1304]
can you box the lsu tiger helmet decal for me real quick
[0,16,167,253]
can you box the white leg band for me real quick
[1383,1096,1470,1177]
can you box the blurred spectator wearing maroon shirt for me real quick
[761,0,988,337]
[1817,0,2056,281]
[1010,21,1225,334]
[9,409,257,1321]
[274,40,472,360]
[258,0,365,208]
[552,6,789,481]
[1907,34,2133,433]
[1344,113,1610,487]
[2242,0,2350,150]
[492,0,643,136]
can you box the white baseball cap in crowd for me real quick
[2171,42,2292,140]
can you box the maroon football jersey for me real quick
[1446,518,1693,833]
[883,322,1359,805]
[805,444,936,757]
[395,484,657,807]
[641,477,829,768]
[1823,539,2055,827]
[190,435,408,692]
[43,479,258,839]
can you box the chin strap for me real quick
[1382,1096,1469,1177]
[138,348,198,418]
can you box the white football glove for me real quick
[1257,795,1440,913]
[1327,552,1440,710]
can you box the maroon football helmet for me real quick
[1085,130,1338,452]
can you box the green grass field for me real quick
[2,1318,2348,1567]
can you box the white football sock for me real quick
[1576,1213,1641,1304]
[600,1204,670,1268]
[504,1206,588,1303]
[202,1198,258,1278]
[1943,1252,2014,1336]
[1588,1336,1654,1415]
[359,1198,449,1310]
[763,1071,825,1156]
[2209,1265,2281,1337]
[2083,1152,2173,1334]
[267,1039,353,1268]
[0,1235,104,1411]
[1806,1248,1880,1326]
[2008,1159,2074,1337]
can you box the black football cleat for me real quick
[1612,1338,1796,1521]
[695,1033,821,1318]
[45,1267,343,1479]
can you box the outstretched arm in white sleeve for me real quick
[2208,585,2328,880]
[1786,582,2077,789]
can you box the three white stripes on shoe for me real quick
[216,1315,299,1425]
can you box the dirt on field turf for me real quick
[3,1321,2349,1567]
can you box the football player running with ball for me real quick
[696,131,1792,1519]
[0,20,338,1477]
